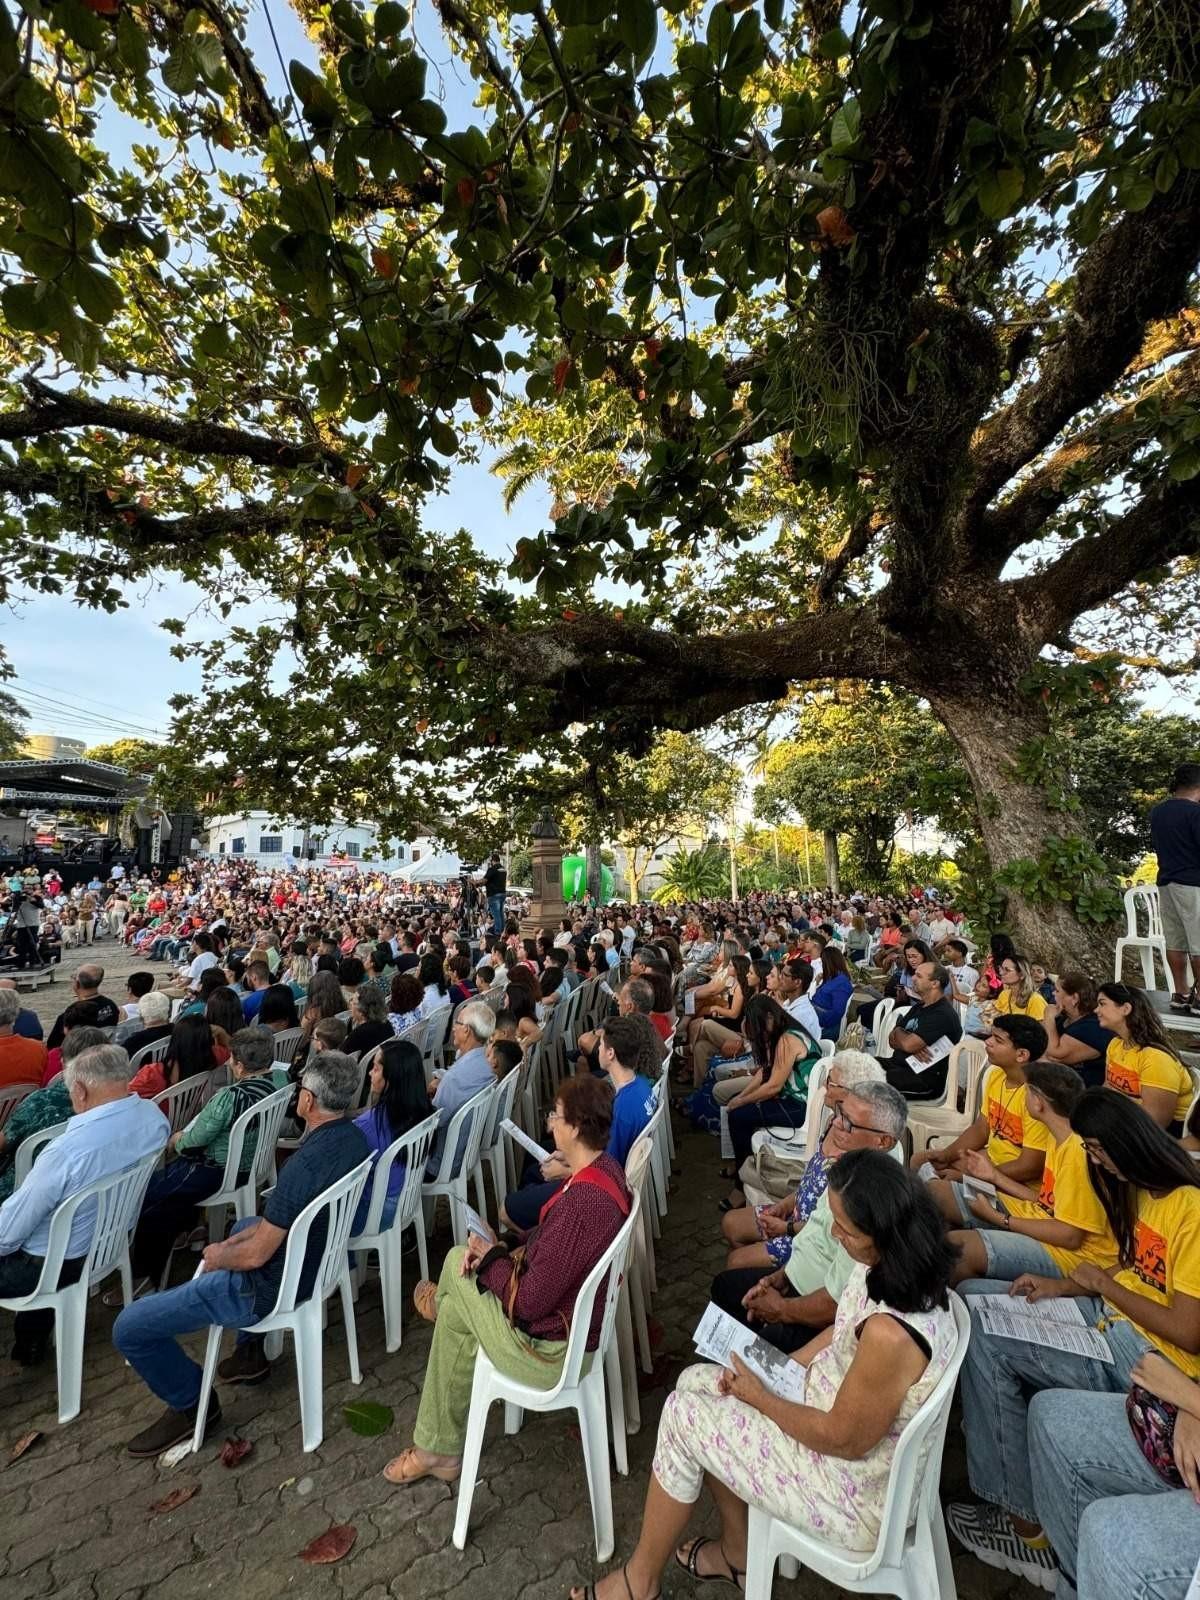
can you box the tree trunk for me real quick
[930,693,1114,970]
[585,839,602,904]
[823,829,841,892]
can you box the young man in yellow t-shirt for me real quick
[914,1014,1051,1226]
[945,1061,1115,1285]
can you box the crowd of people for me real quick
[1,775,1199,1600]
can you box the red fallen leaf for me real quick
[562,608,579,621]
[219,1437,253,1468]
[82,0,120,12]
[8,1430,42,1465]
[299,1524,357,1564]
[149,1485,200,1515]
[372,248,396,279]
[816,205,856,248]
[345,464,366,489]
[456,177,476,208]
[553,357,571,394]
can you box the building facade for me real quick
[200,811,448,872]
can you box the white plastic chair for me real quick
[1114,885,1170,989]
[907,1037,989,1152]
[0,1151,160,1423]
[474,1065,522,1223]
[200,1086,292,1240]
[744,1295,971,1600]
[0,1081,35,1133]
[127,1035,172,1072]
[153,1071,219,1143]
[13,1118,70,1186]
[348,1113,439,1350]
[418,1008,450,1083]
[422,1084,494,1246]
[869,998,897,1056]
[191,1157,372,1453]
[271,1027,306,1066]
[452,1192,642,1560]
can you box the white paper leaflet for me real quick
[905,1034,954,1074]
[500,1118,551,1165]
[971,1294,1113,1361]
[693,1301,808,1402]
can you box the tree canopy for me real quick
[1,0,1198,961]
[0,686,26,759]
[82,736,165,774]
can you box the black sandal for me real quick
[674,1537,745,1589]
[571,1563,660,1600]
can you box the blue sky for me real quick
[4,0,551,748]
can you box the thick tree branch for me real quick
[815,512,881,604]
[1012,475,1200,641]
[963,174,1200,532]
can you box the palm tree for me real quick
[651,843,728,903]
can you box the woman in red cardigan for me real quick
[383,1073,632,1487]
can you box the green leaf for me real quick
[1168,442,1200,481]
[429,419,459,456]
[829,99,861,153]
[192,35,225,83]
[2,281,49,334]
[342,1400,394,1436]
[1115,169,1155,212]
[639,75,673,122]
[117,11,150,73]
[374,2,408,38]
[817,26,852,58]
[976,165,1024,219]
[69,261,122,324]
[706,3,731,61]
[617,0,656,64]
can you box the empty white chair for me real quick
[127,1035,172,1072]
[743,1295,971,1600]
[0,1151,160,1423]
[191,1157,372,1453]
[473,1065,522,1223]
[0,1081,35,1133]
[200,1086,292,1240]
[868,998,897,1056]
[452,1192,642,1559]
[1114,885,1170,989]
[13,1119,69,1186]
[271,1027,306,1067]
[418,1008,450,1083]
[422,1084,494,1246]
[908,1036,989,1153]
[348,1114,439,1350]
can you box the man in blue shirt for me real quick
[114,1052,368,1457]
[0,1043,168,1364]
[427,1002,497,1176]
[240,959,272,1022]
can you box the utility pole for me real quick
[728,807,738,901]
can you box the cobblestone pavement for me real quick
[4,940,1039,1600]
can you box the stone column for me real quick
[521,806,567,936]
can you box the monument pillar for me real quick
[521,806,567,936]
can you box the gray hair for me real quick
[842,1079,908,1141]
[76,964,104,991]
[138,989,171,1024]
[300,1050,361,1112]
[230,1027,275,1075]
[0,989,20,1026]
[62,1026,110,1064]
[66,1043,133,1092]
[353,983,387,1024]
[457,1000,496,1043]
[622,977,653,1014]
[828,1049,885,1088]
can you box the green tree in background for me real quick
[0,688,27,760]
[83,738,164,775]
[651,843,729,904]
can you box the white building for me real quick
[201,811,453,873]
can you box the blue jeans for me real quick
[959,1279,1154,1522]
[113,1217,259,1412]
[1029,1389,1200,1599]
[488,894,505,934]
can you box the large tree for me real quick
[0,0,1198,963]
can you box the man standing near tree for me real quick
[1149,763,1200,1015]
[483,851,507,935]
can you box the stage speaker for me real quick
[165,811,200,860]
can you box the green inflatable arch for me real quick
[561,855,614,903]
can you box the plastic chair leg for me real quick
[577,1376,615,1560]
[471,1164,489,1223]
[190,1324,224,1451]
[503,1401,523,1434]
[615,1287,641,1435]
[380,1232,403,1353]
[604,1339,628,1475]
[264,1330,284,1361]
[743,1509,776,1600]
[448,1185,467,1246]
[929,1506,958,1600]
[452,1364,491,1550]
[629,1266,653,1374]
[54,1293,85,1424]
[294,1306,325,1452]
[339,1272,362,1383]
[413,1215,430,1283]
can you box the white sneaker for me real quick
[945,1502,1057,1593]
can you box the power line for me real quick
[9,682,168,740]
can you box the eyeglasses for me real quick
[832,1108,882,1136]
[546,1108,563,1123]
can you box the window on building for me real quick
[412,848,421,863]
[345,841,361,859]
[260,835,283,854]
[395,845,406,861]
[231,837,245,855]
[218,842,226,855]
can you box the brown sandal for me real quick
[382,1445,461,1485]
[412,1279,439,1323]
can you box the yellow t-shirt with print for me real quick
[981,1067,1053,1167]
[1109,1185,1200,1378]
[995,989,1048,1022]
[1105,1039,1192,1126]
[1006,1131,1117,1274]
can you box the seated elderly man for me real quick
[574,977,656,1076]
[708,1079,908,1353]
[45,964,120,1051]
[427,1001,497,1176]
[113,1052,368,1456]
[117,987,174,1060]
[881,960,963,1100]
[0,1043,168,1365]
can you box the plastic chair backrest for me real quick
[1125,884,1163,940]
[483,1066,521,1150]
[19,1151,160,1295]
[127,1035,172,1071]
[259,1157,372,1317]
[624,1133,654,1197]
[429,1083,494,1183]
[153,1072,218,1140]
[548,1192,641,1398]
[219,1085,292,1192]
[13,1119,69,1186]
[870,1295,971,1572]
[353,1113,439,1237]
[0,1082,35,1133]
[798,1060,831,1159]
[271,1028,305,1065]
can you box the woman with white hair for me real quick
[120,988,174,1061]
[720,1050,887,1272]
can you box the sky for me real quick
[3,0,551,750]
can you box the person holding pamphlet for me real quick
[570,1153,958,1599]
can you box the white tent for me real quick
[406,850,463,883]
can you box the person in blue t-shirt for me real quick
[502,1013,658,1233]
